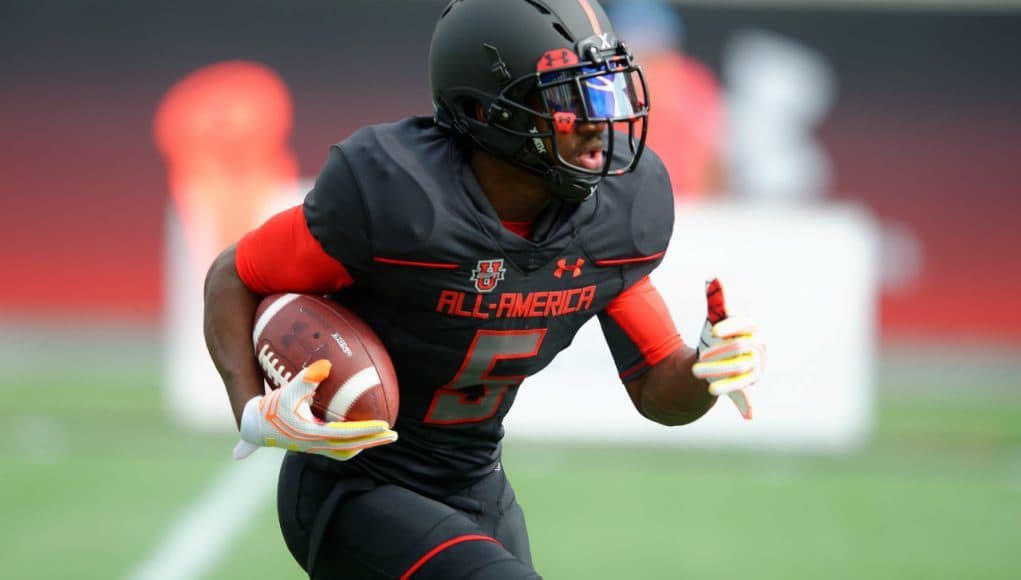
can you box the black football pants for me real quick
[277,452,541,579]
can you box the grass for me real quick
[2,354,1019,579]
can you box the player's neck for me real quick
[469,150,549,222]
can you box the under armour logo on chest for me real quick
[554,257,585,279]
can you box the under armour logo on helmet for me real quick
[537,48,580,72]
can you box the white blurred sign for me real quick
[163,208,233,431]
[163,185,307,432]
[506,201,880,453]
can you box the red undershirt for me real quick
[501,220,534,240]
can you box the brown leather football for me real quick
[253,293,399,426]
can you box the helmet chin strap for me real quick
[524,124,601,204]
[544,165,600,203]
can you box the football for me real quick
[252,293,399,426]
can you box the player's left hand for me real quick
[232,360,397,461]
[691,278,765,420]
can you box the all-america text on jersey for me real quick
[436,284,597,319]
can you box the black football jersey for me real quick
[303,116,674,497]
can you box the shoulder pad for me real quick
[337,117,456,255]
[584,148,674,261]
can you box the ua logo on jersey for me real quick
[470,259,506,293]
[554,257,585,279]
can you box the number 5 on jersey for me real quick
[424,329,547,424]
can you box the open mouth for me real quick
[574,147,604,171]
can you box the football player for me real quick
[204,1,764,578]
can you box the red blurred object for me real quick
[154,60,299,264]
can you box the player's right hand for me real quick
[233,360,398,461]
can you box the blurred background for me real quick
[1,0,1019,578]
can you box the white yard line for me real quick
[125,449,283,580]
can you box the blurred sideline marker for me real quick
[156,60,306,433]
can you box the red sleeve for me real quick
[602,276,684,379]
[235,205,354,294]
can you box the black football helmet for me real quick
[430,0,650,203]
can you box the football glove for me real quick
[691,278,764,420]
[233,359,398,461]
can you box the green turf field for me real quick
[2,346,1019,579]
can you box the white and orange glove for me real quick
[691,278,765,420]
[233,360,398,461]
